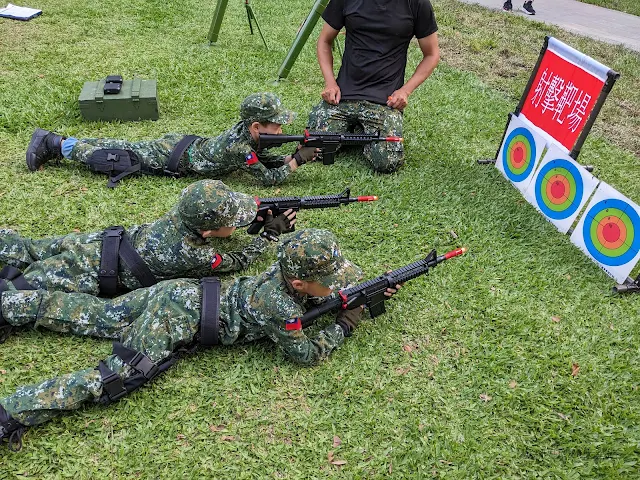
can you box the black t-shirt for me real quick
[322,0,438,105]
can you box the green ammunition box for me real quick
[79,78,159,122]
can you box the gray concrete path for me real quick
[457,0,640,52]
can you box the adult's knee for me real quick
[367,146,404,173]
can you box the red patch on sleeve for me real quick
[285,317,302,331]
[210,253,223,270]
[245,152,259,166]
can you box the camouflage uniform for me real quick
[0,180,266,295]
[65,93,297,186]
[307,100,404,173]
[0,229,362,430]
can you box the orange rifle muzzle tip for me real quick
[461,247,468,253]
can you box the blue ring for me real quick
[582,198,640,266]
[502,127,536,183]
[534,159,583,220]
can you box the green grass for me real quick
[1,0,640,477]
[576,0,640,17]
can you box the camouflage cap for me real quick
[278,229,362,290]
[178,180,257,232]
[240,92,296,125]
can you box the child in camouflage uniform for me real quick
[0,229,400,451]
[0,180,295,297]
[25,93,317,186]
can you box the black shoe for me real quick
[0,404,27,452]
[26,128,64,172]
[523,1,535,14]
[502,1,512,11]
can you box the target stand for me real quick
[613,275,640,294]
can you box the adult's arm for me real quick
[317,23,342,105]
[387,33,440,110]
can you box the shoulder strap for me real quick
[99,226,124,296]
[200,277,221,347]
[118,233,158,288]
[0,266,35,290]
[165,135,201,176]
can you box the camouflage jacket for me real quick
[0,208,270,294]
[218,262,363,365]
[187,121,293,186]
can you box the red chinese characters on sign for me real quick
[521,50,605,151]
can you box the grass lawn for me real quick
[576,0,640,17]
[1,0,639,477]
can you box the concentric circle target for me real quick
[534,159,583,220]
[582,199,640,266]
[502,127,537,183]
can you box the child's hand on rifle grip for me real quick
[258,209,296,242]
[292,145,319,165]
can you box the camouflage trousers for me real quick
[0,229,141,295]
[0,279,201,426]
[307,100,404,173]
[68,133,186,173]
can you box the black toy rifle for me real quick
[247,188,377,234]
[258,130,403,165]
[299,247,467,326]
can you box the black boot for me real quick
[26,128,64,171]
[0,404,27,452]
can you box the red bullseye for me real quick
[602,222,621,243]
[513,146,524,163]
[550,180,565,199]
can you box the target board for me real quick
[570,182,640,283]
[523,145,599,233]
[496,115,547,194]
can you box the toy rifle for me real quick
[298,247,467,327]
[247,188,377,234]
[258,130,403,165]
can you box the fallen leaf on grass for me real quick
[479,393,492,402]
[509,380,517,389]
[551,316,561,323]
[402,344,414,353]
[72,229,81,233]
[176,434,186,440]
[571,363,580,377]
[80,187,89,193]
[209,424,225,432]
[221,435,236,441]
[0,369,6,375]
[332,436,342,448]
[389,463,393,474]
[327,451,347,466]
[396,367,411,375]
[556,412,570,421]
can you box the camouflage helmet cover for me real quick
[240,92,296,125]
[278,229,362,290]
[178,180,257,232]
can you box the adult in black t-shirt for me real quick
[307,0,439,173]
